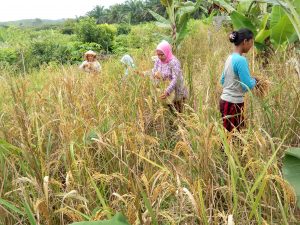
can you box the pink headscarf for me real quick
[156,40,173,64]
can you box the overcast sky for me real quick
[0,0,126,22]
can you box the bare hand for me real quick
[84,63,92,69]
[160,93,169,99]
[254,77,261,88]
[154,72,162,80]
[134,70,144,77]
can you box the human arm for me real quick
[233,57,256,92]
[92,61,101,72]
[79,61,88,70]
[164,60,181,95]
[220,71,225,86]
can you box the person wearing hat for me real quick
[79,50,102,74]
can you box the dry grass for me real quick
[0,21,299,225]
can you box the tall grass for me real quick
[0,21,299,225]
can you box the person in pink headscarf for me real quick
[152,40,188,113]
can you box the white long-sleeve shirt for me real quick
[79,61,101,73]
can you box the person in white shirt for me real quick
[79,50,101,74]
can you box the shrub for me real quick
[112,35,129,55]
[97,24,117,52]
[68,41,102,62]
[75,17,117,52]
[0,47,18,65]
[117,23,131,35]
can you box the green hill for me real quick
[0,18,66,27]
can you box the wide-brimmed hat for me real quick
[84,50,97,57]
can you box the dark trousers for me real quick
[219,99,244,132]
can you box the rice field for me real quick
[0,22,299,225]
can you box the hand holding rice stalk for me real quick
[253,75,271,97]
[153,74,175,105]
[83,63,92,69]
[134,69,146,77]
[154,71,162,80]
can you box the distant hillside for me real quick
[0,18,66,27]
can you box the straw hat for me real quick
[84,50,97,57]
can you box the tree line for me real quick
[85,0,203,25]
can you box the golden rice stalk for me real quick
[55,208,83,222]
[35,198,50,224]
[151,184,164,203]
[15,176,39,189]
[174,141,191,158]
[65,171,74,191]
[141,174,150,196]
[149,171,167,186]
[49,178,63,189]
[269,175,296,205]
[92,210,110,220]
[59,190,89,204]
[92,172,129,184]
[158,211,176,225]
[254,77,271,98]
[127,203,138,224]
[111,192,128,205]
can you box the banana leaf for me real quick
[230,11,257,35]
[282,147,300,209]
[270,14,296,45]
[214,0,236,13]
[148,9,171,28]
[255,14,271,44]
[69,212,131,225]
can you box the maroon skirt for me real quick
[219,99,244,132]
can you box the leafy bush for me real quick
[75,17,100,43]
[117,23,131,35]
[75,18,117,52]
[112,23,164,54]
[60,19,77,35]
[0,47,18,65]
[97,24,117,52]
[126,23,163,49]
[113,35,129,54]
[30,39,71,67]
[68,41,102,62]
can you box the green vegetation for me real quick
[213,0,300,48]
[0,20,164,72]
[149,0,203,49]
[283,148,300,208]
[69,212,130,225]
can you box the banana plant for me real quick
[149,0,205,50]
[69,212,131,225]
[213,0,300,48]
[283,147,300,209]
